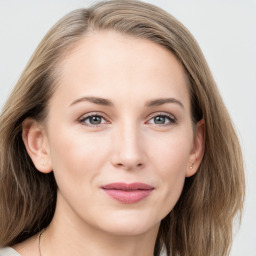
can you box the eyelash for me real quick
[78,112,177,128]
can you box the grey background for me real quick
[0,0,255,255]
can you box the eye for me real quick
[147,113,176,126]
[79,113,109,127]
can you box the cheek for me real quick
[148,130,192,213]
[150,128,192,174]
[48,128,108,192]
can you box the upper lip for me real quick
[101,182,154,191]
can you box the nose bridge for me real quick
[111,117,146,170]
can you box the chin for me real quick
[93,211,161,236]
[103,222,159,237]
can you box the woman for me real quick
[0,1,244,255]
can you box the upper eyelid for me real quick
[147,111,176,120]
[79,112,110,120]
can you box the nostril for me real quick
[114,162,144,170]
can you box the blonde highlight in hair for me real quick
[0,1,244,255]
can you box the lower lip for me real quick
[102,189,153,204]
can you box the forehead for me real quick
[51,30,190,109]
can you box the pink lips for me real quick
[101,183,154,204]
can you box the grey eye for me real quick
[154,116,166,124]
[88,116,102,125]
[147,114,176,126]
[79,114,108,126]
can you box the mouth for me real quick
[101,183,154,204]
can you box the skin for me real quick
[17,31,204,256]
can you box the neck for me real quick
[41,193,159,256]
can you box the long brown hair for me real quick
[0,1,244,255]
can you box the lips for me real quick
[101,183,154,204]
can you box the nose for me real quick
[110,123,146,170]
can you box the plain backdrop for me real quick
[0,1,255,255]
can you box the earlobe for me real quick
[186,118,205,177]
[22,118,52,173]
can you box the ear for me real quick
[186,119,205,177]
[22,118,52,173]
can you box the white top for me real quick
[0,247,21,256]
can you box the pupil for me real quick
[90,116,101,124]
[154,116,165,124]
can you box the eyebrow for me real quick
[70,96,184,109]
[70,96,114,107]
[145,98,184,109]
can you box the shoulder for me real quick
[0,247,21,256]
[8,234,39,256]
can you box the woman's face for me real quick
[33,31,203,236]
